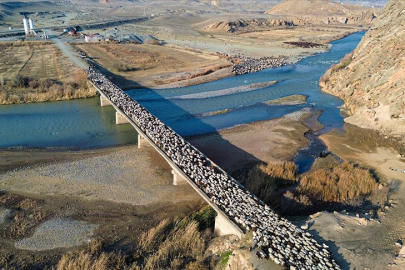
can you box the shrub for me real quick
[330,52,353,74]
[297,162,379,203]
[246,162,297,207]
[56,239,126,270]
[113,63,136,72]
[9,74,28,88]
[143,221,206,270]
[39,78,53,90]
[136,207,214,270]
[28,80,40,89]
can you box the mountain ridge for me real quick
[320,0,405,141]
[266,0,378,25]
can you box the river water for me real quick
[0,32,364,167]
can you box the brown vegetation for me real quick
[0,41,95,104]
[74,42,231,89]
[54,206,216,270]
[320,52,353,85]
[0,193,48,239]
[330,52,353,74]
[245,161,387,215]
[246,162,297,206]
[75,43,178,70]
[56,239,126,270]
[298,163,382,203]
[135,206,215,269]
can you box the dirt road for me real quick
[51,37,88,69]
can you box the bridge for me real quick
[87,68,341,270]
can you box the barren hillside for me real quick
[320,0,405,141]
[266,0,378,25]
[203,18,295,34]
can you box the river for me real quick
[0,32,364,170]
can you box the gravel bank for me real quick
[168,81,277,100]
[15,218,98,251]
[0,207,11,225]
[0,146,199,206]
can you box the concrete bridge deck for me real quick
[87,68,341,270]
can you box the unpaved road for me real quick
[51,37,88,69]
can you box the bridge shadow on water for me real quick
[89,59,262,174]
[102,65,349,266]
[101,76,264,178]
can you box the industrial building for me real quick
[23,17,37,36]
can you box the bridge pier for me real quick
[171,169,187,185]
[100,95,112,107]
[214,212,243,239]
[116,111,129,125]
[138,134,148,148]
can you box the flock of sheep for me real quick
[230,54,288,75]
[86,67,340,269]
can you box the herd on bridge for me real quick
[86,67,341,270]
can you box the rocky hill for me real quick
[203,18,295,34]
[320,0,405,141]
[266,0,378,25]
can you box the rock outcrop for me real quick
[204,19,296,34]
[320,0,405,142]
[266,0,378,25]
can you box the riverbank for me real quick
[2,105,402,269]
[0,41,95,105]
[299,126,405,269]
[0,24,361,105]
[0,109,313,268]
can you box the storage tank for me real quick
[28,18,34,30]
[23,18,29,35]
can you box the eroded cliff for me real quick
[320,0,405,141]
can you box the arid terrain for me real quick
[3,0,405,269]
[0,110,314,269]
[0,41,94,104]
[320,0,405,143]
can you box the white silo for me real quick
[28,18,34,30]
[23,18,29,35]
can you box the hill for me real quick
[320,0,405,141]
[266,0,378,25]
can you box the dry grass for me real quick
[75,43,178,72]
[56,239,126,270]
[320,52,353,84]
[0,193,48,239]
[74,42,231,88]
[243,161,387,214]
[298,162,380,203]
[246,162,297,206]
[246,162,297,207]
[135,205,215,269]
[137,218,172,255]
[142,221,206,270]
[275,162,390,215]
[54,206,215,270]
[0,70,95,104]
[0,41,95,104]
